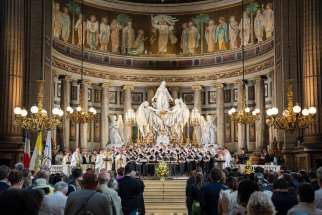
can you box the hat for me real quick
[32,178,51,190]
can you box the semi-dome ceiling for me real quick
[117,0,210,3]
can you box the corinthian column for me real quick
[303,0,322,144]
[101,83,110,148]
[215,83,225,147]
[192,85,202,144]
[123,85,134,144]
[80,80,90,150]
[255,77,266,151]
[0,0,25,162]
[237,81,246,152]
[60,75,71,151]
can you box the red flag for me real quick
[23,131,30,168]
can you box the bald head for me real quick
[98,172,110,185]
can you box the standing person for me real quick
[0,165,10,192]
[315,166,322,209]
[271,178,297,215]
[218,176,238,215]
[230,180,259,215]
[67,167,82,195]
[200,168,226,215]
[97,171,123,215]
[191,172,204,215]
[288,182,322,215]
[8,170,24,190]
[247,191,276,215]
[65,171,113,215]
[54,150,64,165]
[118,164,144,215]
[39,182,68,215]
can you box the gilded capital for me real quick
[101,82,111,88]
[192,85,202,91]
[214,83,224,88]
[123,85,134,91]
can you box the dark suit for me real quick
[200,182,226,215]
[0,181,9,192]
[118,176,144,215]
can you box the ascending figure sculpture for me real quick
[109,115,124,147]
[229,16,239,49]
[254,9,264,42]
[200,115,217,147]
[61,7,71,42]
[239,11,251,47]
[263,3,274,38]
[152,81,173,111]
[136,81,190,145]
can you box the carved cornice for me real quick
[78,0,240,14]
[52,52,274,84]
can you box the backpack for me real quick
[74,192,97,215]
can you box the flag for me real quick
[42,130,52,170]
[23,131,31,168]
[29,131,43,171]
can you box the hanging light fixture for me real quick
[228,0,260,124]
[14,0,64,131]
[266,0,316,130]
[66,0,96,123]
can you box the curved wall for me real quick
[53,0,274,60]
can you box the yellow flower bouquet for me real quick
[156,161,169,180]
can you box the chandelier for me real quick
[228,85,260,124]
[14,80,64,130]
[266,80,316,130]
[125,108,136,125]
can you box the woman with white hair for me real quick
[247,191,276,215]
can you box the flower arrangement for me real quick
[156,161,169,179]
[244,160,254,175]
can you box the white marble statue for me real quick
[109,115,124,147]
[152,81,173,111]
[200,115,216,147]
[254,9,264,42]
[136,81,190,145]
[239,11,251,47]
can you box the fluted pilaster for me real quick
[192,85,202,144]
[0,0,25,156]
[101,83,110,148]
[215,84,225,147]
[255,77,266,151]
[303,0,322,144]
[60,75,71,150]
[80,80,90,150]
[123,85,134,144]
[237,81,246,152]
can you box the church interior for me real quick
[1,0,322,214]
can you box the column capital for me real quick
[58,75,72,81]
[214,83,225,88]
[192,85,202,91]
[101,82,112,88]
[123,85,134,91]
[79,79,91,86]
[169,86,180,91]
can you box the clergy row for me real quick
[52,1,274,55]
[54,144,232,176]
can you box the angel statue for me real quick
[165,98,190,141]
[109,115,124,147]
[152,81,173,111]
[200,115,217,147]
[151,15,178,54]
[136,101,163,137]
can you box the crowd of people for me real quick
[55,144,233,177]
[0,163,144,215]
[186,166,322,215]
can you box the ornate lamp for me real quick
[125,108,136,144]
[228,85,260,124]
[14,80,64,131]
[266,80,316,130]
